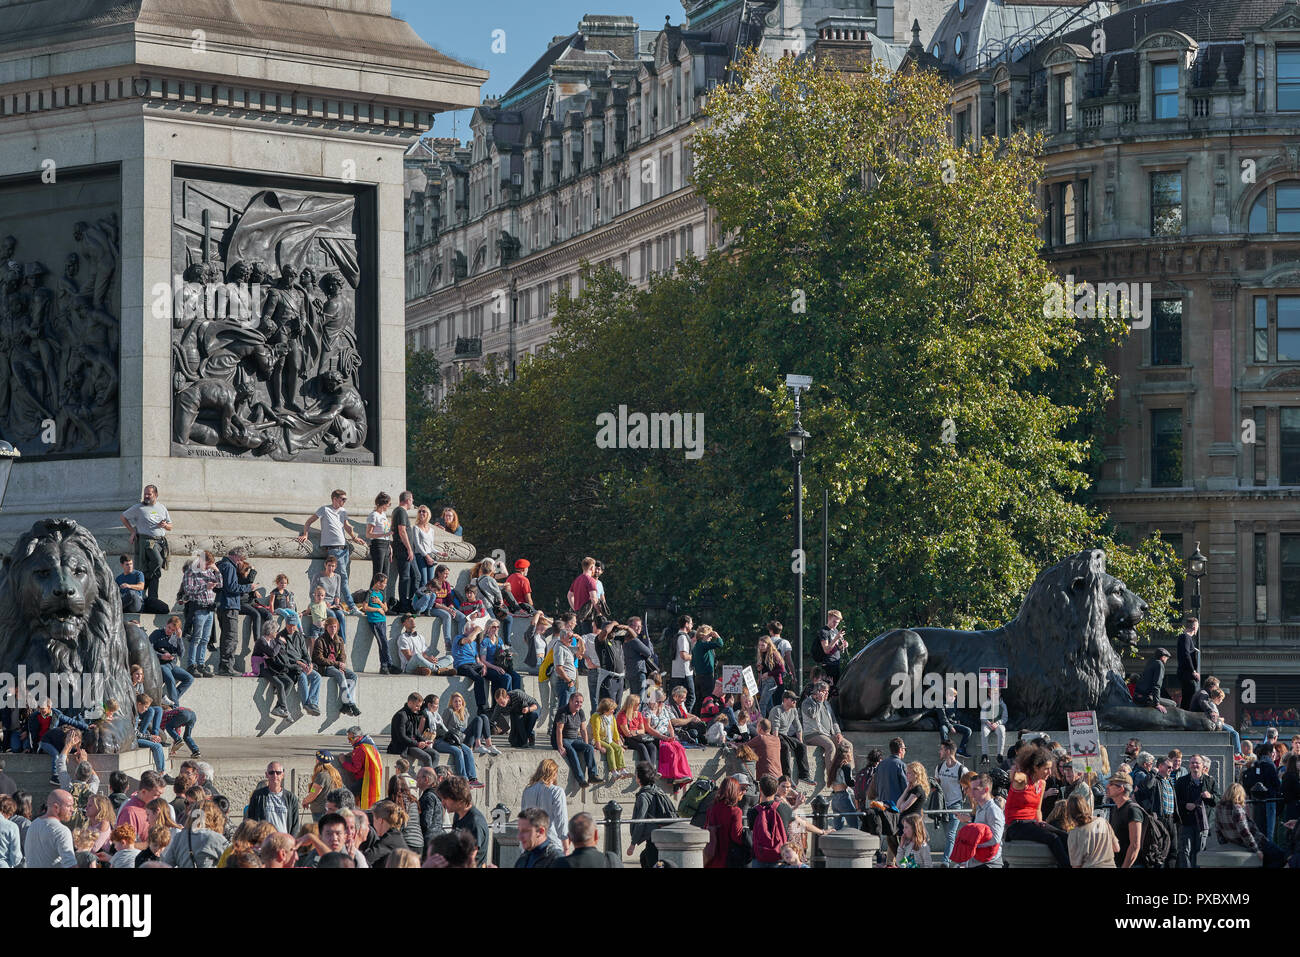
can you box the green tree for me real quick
[414,53,1180,665]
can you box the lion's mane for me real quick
[0,518,132,711]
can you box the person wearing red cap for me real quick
[507,559,533,607]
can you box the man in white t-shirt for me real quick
[397,615,440,674]
[296,489,365,614]
[934,739,969,864]
[121,484,172,609]
[669,615,696,713]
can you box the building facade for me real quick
[932,0,1300,728]
[402,1,950,399]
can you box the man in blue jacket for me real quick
[215,547,251,676]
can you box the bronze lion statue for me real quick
[836,548,1215,732]
[0,518,164,752]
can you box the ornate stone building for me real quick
[930,0,1300,727]
[403,1,952,399]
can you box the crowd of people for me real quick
[1,488,1295,870]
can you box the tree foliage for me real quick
[414,53,1181,663]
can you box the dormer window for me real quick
[1153,62,1179,118]
[954,34,964,58]
[932,43,943,59]
[958,0,967,14]
[1279,49,1300,111]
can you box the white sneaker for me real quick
[487,745,502,756]
[474,745,489,755]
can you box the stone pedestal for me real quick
[651,821,709,868]
[819,829,879,868]
[0,0,486,549]
[1002,840,1058,868]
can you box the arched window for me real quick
[1249,193,1267,232]
[954,34,964,58]
[1248,181,1300,232]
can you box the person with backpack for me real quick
[1174,754,1215,868]
[934,739,969,864]
[748,774,789,868]
[1106,771,1146,868]
[627,762,677,868]
[704,776,746,868]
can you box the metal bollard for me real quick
[603,800,623,857]
[489,803,511,868]
[810,795,830,868]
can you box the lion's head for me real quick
[1101,572,1148,650]
[0,518,132,717]
[1009,547,1130,718]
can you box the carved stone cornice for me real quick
[0,73,431,135]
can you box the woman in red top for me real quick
[617,695,658,767]
[1004,743,1071,867]
[705,776,745,868]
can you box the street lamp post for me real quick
[1188,541,1206,615]
[785,374,812,687]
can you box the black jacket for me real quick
[418,788,443,843]
[149,627,185,663]
[367,828,409,867]
[389,705,424,754]
[1174,773,1217,829]
[246,784,300,836]
[1176,631,1199,679]
[1135,658,1165,702]
[552,846,623,868]
[515,841,564,868]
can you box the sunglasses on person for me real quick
[267,769,284,776]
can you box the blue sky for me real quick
[397,1,682,139]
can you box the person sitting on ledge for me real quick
[254,620,295,720]
[116,554,146,614]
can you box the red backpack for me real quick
[752,800,789,863]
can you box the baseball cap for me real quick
[514,559,530,570]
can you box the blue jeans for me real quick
[426,606,464,654]
[39,740,60,775]
[464,714,491,747]
[1178,825,1207,868]
[553,680,573,716]
[160,662,194,702]
[414,553,436,586]
[163,708,198,753]
[943,803,962,863]
[323,666,358,707]
[297,669,322,709]
[490,668,520,695]
[137,737,166,772]
[457,664,487,711]
[138,706,163,736]
[327,607,348,642]
[432,739,477,779]
[560,738,599,783]
[1221,723,1242,755]
[187,609,214,668]
[327,546,360,611]
[367,619,392,670]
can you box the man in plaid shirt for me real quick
[1150,755,1179,868]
